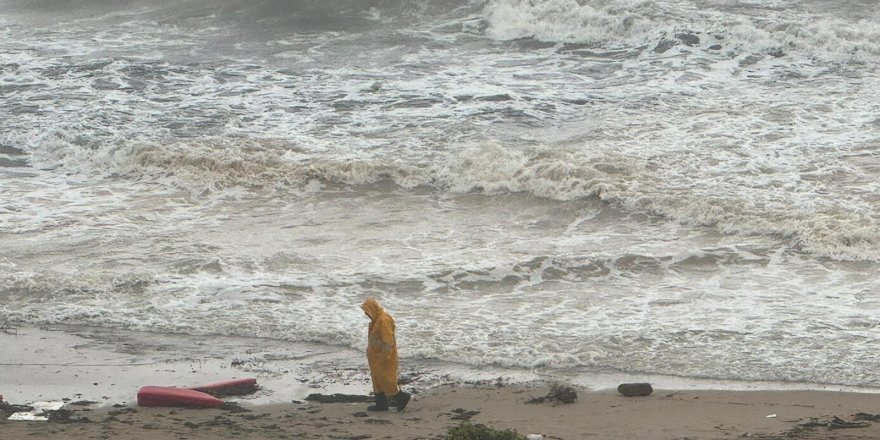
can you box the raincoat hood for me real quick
[361,297,384,320]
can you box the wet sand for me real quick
[5,386,880,439]
[3,326,880,439]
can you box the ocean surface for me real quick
[1,0,879,388]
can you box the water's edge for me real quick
[2,324,877,407]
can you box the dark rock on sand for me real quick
[708,45,722,50]
[618,383,654,397]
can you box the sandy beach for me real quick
[5,384,880,439]
[4,326,880,439]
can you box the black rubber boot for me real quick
[392,390,411,411]
[367,393,389,411]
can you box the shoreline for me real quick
[1,324,877,406]
[5,325,880,439]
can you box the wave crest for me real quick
[119,139,635,202]
[482,0,880,62]
[112,139,880,261]
[11,128,880,262]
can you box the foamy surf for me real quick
[1,0,879,388]
[483,0,880,63]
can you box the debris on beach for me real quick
[1,400,35,419]
[829,417,871,429]
[136,378,259,408]
[797,416,871,430]
[775,414,874,437]
[304,393,372,403]
[137,386,224,408]
[46,408,91,423]
[853,413,880,422]
[188,378,260,397]
[446,422,528,440]
[5,401,64,422]
[617,383,653,397]
[450,408,481,421]
[463,376,510,388]
[69,400,98,406]
[526,383,578,405]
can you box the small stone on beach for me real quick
[617,383,653,397]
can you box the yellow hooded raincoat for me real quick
[361,298,399,396]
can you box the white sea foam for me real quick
[3,0,880,387]
[484,0,670,45]
[3,238,879,386]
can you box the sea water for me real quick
[1,0,879,387]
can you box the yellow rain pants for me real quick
[361,298,400,396]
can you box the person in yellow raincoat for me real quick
[361,297,410,411]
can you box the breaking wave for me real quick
[7,0,878,64]
[13,131,877,262]
[482,0,880,63]
[129,141,880,261]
